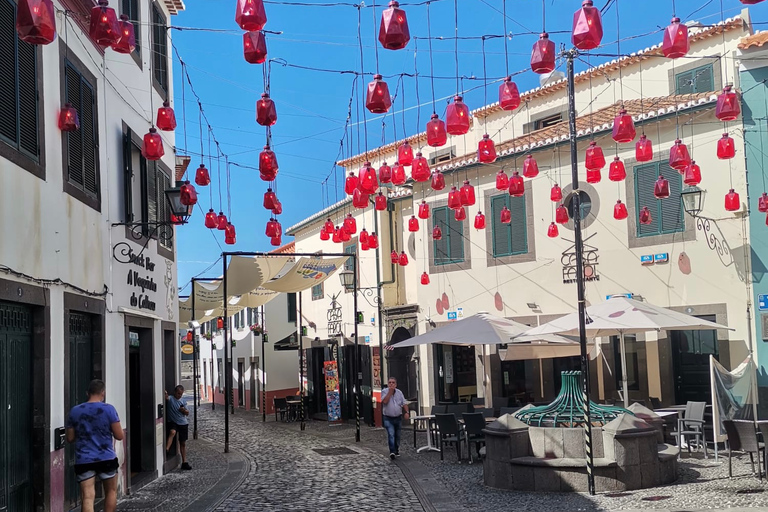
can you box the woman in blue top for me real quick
[66,379,124,512]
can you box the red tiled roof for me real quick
[175,155,191,182]
[739,31,768,50]
[269,241,295,254]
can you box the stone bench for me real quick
[510,456,617,468]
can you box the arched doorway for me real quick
[386,327,417,402]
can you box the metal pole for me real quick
[299,292,305,430]
[373,208,384,412]
[223,256,230,454]
[262,304,266,423]
[354,253,360,443]
[191,280,198,440]
[620,331,629,408]
[211,333,215,411]
[566,49,595,495]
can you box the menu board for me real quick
[324,361,341,422]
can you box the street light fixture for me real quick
[339,268,355,291]
[164,185,194,222]
[681,186,703,217]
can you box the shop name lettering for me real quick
[124,249,157,311]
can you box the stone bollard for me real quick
[482,414,530,490]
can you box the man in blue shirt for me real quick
[381,377,409,460]
[165,385,191,470]
[66,379,124,512]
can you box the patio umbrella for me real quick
[524,295,731,407]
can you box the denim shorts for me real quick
[75,458,119,482]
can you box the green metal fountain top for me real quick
[515,371,631,427]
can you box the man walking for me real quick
[381,377,409,460]
[66,379,124,512]
[165,385,192,470]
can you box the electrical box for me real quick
[54,427,66,450]
[157,403,164,419]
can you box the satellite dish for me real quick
[540,70,565,86]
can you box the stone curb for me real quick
[178,438,250,512]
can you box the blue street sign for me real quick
[606,293,632,301]
[447,311,457,320]
[654,253,669,263]
[759,294,768,311]
[640,255,653,264]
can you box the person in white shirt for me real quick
[381,377,409,459]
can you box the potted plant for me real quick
[249,323,262,335]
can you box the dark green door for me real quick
[65,313,94,507]
[0,302,33,512]
[671,315,719,404]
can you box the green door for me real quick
[65,313,94,508]
[0,302,33,512]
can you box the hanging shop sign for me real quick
[324,361,341,423]
[372,347,381,389]
[327,294,342,336]
[114,245,159,311]
[181,344,194,355]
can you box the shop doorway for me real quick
[434,344,477,403]
[162,328,177,470]
[237,360,245,408]
[127,326,155,490]
[671,315,719,404]
[500,360,529,404]
[386,327,417,401]
[250,359,258,410]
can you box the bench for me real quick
[510,456,618,468]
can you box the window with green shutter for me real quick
[633,161,685,237]
[674,64,714,94]
[490,194,528,257]
[64,61,99,200]
[433,207,464,265]
[311,283,324,301]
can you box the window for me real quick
[63,58,99,208]
[490,194,527,257]
[429,147,455,165]
[611,335,640,391]
[287,293,297,323]
[633,161,684,237]
[0,0,42,177]
[535,113,563,130]
[246,307,253,326]
[564,190,592,222]
[151,4,168,95]
[233,311,240,329]
[675,64,714,94]
[311,283,324,301]
[433,206,464,265]
[121,0,140,59]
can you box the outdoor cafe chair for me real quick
[724,419,764,480]
[446,403,472,416]
[757,422,768,478]
[499,406,520,417]
[413,405,444,448]
[434,413,466,461]
[462,412,486,464]
[480,408,494,419]
[671,401,707,458]
[649,397,662,409]
[273,397,288,422]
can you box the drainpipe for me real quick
[373,202,396,423]
[741,138,759,419]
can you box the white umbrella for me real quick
[524,295,731,407]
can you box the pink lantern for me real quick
[460,180,476,206]
[669,139,691,171]
[654,176,670,199]
[265,218,278,238]
[180,181,197,206]
[478,135,497,163]
[550,184,562,202]
[379,162,392,183]
[683,162,701,186]
[243,31,267,64]
[270,235,282,247]
[15,0,56,45]
[446,96,470,135]
[343,214,357,234]
[430,171,446,191]
[662,17,688,59]
[411,153,431,182]
[555,204,569,224]
[639,206,652,225]
[725,189,741,211]
[508,172,524,197]
[358,162,378,194]
[271,201,282,215]
[426,114,447,147]
[613,200,628,220]
[717,133,735,159]
[375,191,387,211]
[547,222,559,238]
[495,170,509,191]
[408,215,419,232]
[398,141,414,166]
[333,228,341,244]
[379,0,410,50]
[571,0,603,50]
[366,74,392,114]
[500,206,511,224]
[531,33,555,74]
[256,93,277,127]
[359,228,369,245]
[499,77,521,111]
[716,85,740,121]
[324,218,335,234]
[454,207,467,222]
[585,141,605,170]
[216,212,228,230]
[236,0,267,31]
[523,154,539,178]
[474,211,486,230]
[635,135,653,162]
[368,232,379,249]
[225,223,237,245]
[259,146,278,181]
[608,157,626,182]
[340,227,351,242]
[612,109,636,143]
[447,186,462,209]
[418,200,430,219]
[204,209,217,229]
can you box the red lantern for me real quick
[256,93,277,126]
[612,109,636,143]
[430,171,446,191]
[270,235,282,247]
[454,207,466,222]
[224,223,237,245]
[478,134,497,163]
[550,184,562,202]
[58,104,80,132]
[324,218,335,234]
[420,272,430,285]
[669,139,691,171]
[411,153,430,182]
[639,206,652,225]
[360,238,369,251]
[608,157,626,182]
[156,101,176,131]
[408,215,419,232]
[531,33,556,74]
[369,232,379,249]
[112,14,135,53]
[613,200,628,220]
[426,114,447,147]
[446,96,470,136]
[360,228,369,244]
[15,0,56,45]
[474,211,486,230]
[89,0,120,47]
[243,31,267,64]
[375,192,387,211]
[340,227,351,242]
[717,133,735,159]
[343,214,357,234]
[379,162,392,183]
[716,85,740,122]
[195,164,211,186]
[391,164,406,185]
[500,206,511,224]
[547,222,559,238]
[236,0,267,31]
[654,175,670,199]
[571,0,603,50]
[447,186,462,209]
[217,317,224,330]
[378,0,410,50]
[366,74,391,114]
[398,141,414,166]
[683,162,701,186]
[142,128,164,160]
[273,200,283,216]
[585,141,605,170]
[495,170,509,191]
[741,0,766,3]
[265,218,278,238]
[333,228,342,244]
[320,230,330,241]
[358,162,378,194]
[186,331,193,342]
[662,17,688,59]
[389,250,398,264]
[353,188,369,209]
[759,193,768,213]
[460,180,476,206]
[259,146,278,181]
[344,172,359,195]
[432,225,442,240]
[263,188,277,210]
[216,212,228,230]
[586,168,601,184]
[398,251,409,266]
[635,135,653,162]
[523,155,539,178]
[205,209,217,229]
[180,181,197,206]
[508,172,524,197]
[555,204,569,224]
[418,200,430,219]
[725,189,740,212]
[499,77,521,111]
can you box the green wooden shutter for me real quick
[0,0,16,145]
[635,162,660,236]
[509,195,528,255]
[491,195,510,257]
[659,163,685,234]
[675,70,694,95]
[433,208,450,265]
[693,65,714,93]
[80,79,97,196]
[65,65,84,188]
[447,212,464,262]
[122,130,134,222]
[147,162,158,223]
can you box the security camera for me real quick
[188,320,200,329]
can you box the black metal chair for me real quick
[492,396,510,416]
[757,421,768,478]
[434,413,466,461]
[412,405,445,448]
[480,407,494,418]
[724,419,764,480]
[649,397,662,409]
[499,406,521,417]
[471,397,485,407]
[273,397,288,422]
[446,403,472,416]
[463,412,486,464]
[671,401,707,458]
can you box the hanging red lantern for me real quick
[142,128,164,160]
[379,162,392,183]
[716,85,740,121]
[662,17,689,59]
[358,162,378,194]
[361,238,369,251]
[16,0,56,45]
[89,0,120,47]
[156,101,176,131]
[571,0,603,50]
[555,204,569,224]
[586,168,601,184]
[418,200,430,219]
[612,109,636,143]
[243,31,267,64]
[195,164,211,186]
[725,189,741,211]
[474,211,486,230]
[608,157,626,182]
[522,155,539,178]
[584,141,605,170]
[408,215,419,232]
[478,134,497,164]
[374,192,387,211]
[531,33,556,74]
[205,209,217,228]
[460,180,476,206]
[639,206,653,225]
[259,146,278,181]
[274,219,282,236]
[112,14,135,53]
[430,171,446,191]
[447,186,462,209]
[263,188,277,210]
[613,199,628,220]
[741,0,766,4]
[236,0,267,31]
[669,139,691,171]
[320,229,330,241]
[391,164,406,185]
[495,170,509,191]
[683,162,701,186]
[369,232,379,249]
[265,218,278,238]
[411,153,431,182]
[508,172,524,197]
[420,272,430,285]
[180,181,197,206]
[717,133,735,159]
[58,104,80,132]
[653,175,670,199]
[340,226,351,242]
[500,206,511,224]
[378,0,410,50]
[398,251,409,266]
[759,193,768,213]
[324,218,335,234]
[426,114,447,147]
[390,250,398,264]
[454,207,466,222]
[256,93,277,126]
[432,225,442,240]
[273,200,283,217]
[366,74,392,114]
[224,223,237,245]
[446,96,470,136]
[216,212,228,230]
[547,222,559,238]
[353,188,369,209]
[398,141,414,166]
[359,228,369,244]
[345,172,359,195]
[217,317,224,330]
[635,135,653,162]
[550,183,562,202]
[343,214,357,234]
[333,228,342,244]
[270,235,282,247]
[186,331,193,343]
[499,77,521,111]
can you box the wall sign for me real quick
[327,294,342,336]
[759,294,768,312]
[114,245,159,311]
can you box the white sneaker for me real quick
[390,453,395,460]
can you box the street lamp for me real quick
[165,185,194,223]
[339,268,355,291]
[681,186,703,217]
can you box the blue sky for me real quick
[171,0,768,291]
